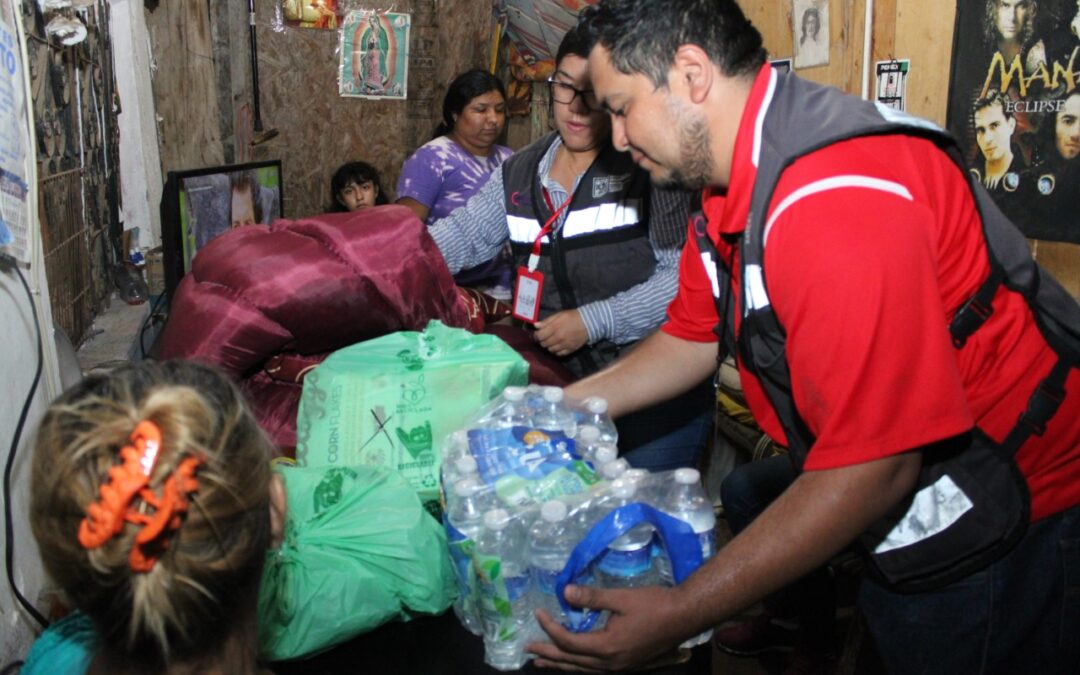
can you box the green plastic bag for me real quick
[258,464,456,661]
[295,320,528,504]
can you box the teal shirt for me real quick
[21,611,96,675]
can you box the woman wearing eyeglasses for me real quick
[428,23,710,472]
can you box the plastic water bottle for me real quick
[575,425,602,462]
[528,500,577,625]
[475,508,536,670]
[442,455,480,505]
[454,455,479,482]
[600,457,630,481]
[662,468,717,566]
[596,480,661,589]
[592,443,618,468]
[488,386,531,429]
[533,386,578,437]
[658,468,716,647]
[570,482,609,536]
[445,478,488,635]
[440,430,472,489]
[523,384,546,418]
[581,396,618,443]
[623,468,653,501]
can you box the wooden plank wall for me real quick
[744,0,859,98]
[744,0,1078,297]
[144,1,225,172]
[742,0,956,121]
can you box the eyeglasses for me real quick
[546,77,599,111]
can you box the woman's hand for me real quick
[534,310,589,356]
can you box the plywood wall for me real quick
[252,0,493,218]
[147,0,493,220]
[744,0,1077,297]
[254,11,404,218]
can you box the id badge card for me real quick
[512,266,544,323]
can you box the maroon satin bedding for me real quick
[157,205,579,448]
[156,206,473,446]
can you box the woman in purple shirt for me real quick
[397,69,513,294]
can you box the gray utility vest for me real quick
[503,132,655,377]
[697,70,1080,591]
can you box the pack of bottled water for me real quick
[440,385,717,671]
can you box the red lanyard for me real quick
[528,187,572,272]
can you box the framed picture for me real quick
[160,160,283,299]
[946,0,1079,243]
[338,10,410,99]
[792,0,829,69]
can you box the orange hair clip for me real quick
[78,421,163,549]
[78,420,204,573]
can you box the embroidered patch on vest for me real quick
[592,174,631,198]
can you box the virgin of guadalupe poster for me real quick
[339,11,410,100]
[947,0,1080,243]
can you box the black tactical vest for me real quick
[700,69,1080,591]
[502,132,656,377]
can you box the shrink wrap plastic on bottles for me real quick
[440,385,717,670]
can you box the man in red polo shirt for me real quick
[527,0,1080,672]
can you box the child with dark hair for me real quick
[328,160,389,212]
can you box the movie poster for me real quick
[338,10,410,100]
[947,0,1080,243]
